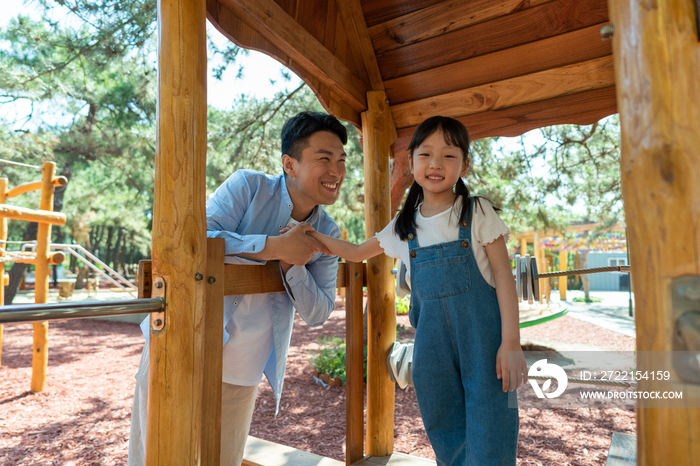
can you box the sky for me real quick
[0,0,302,127]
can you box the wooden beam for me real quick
[336,0,384,90]
[219,0,368,111]
[559,250,567,301]
[31,161,56,393]
[369,0,552,54]
[6,177,68,199]
[0,204,66,225]
[362,90,396,456]
[207,0,361,126]
[345,260,365,465]
[392,86,618,151]
[376,0,609,81]
[201,238,225,466]
[608,0,700,465]
[146,0,208,463]
[391,56,615,128]
[362,0,444,28]
[384,24,612,105]
[223,262,365,296]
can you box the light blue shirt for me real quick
[206,169,340,412]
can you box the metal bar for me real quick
[53,244,137,291]
[0,158,42,169]
[56,246,136,297]
[538,265,631,278]
[0,298,164,324]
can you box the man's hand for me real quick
[271,223,328,268]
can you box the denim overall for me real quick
[408,199,519,466]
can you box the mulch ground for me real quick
[0,297,635,465]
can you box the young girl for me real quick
[307,116,527,465]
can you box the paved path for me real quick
[550,290,636,338]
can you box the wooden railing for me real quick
[139,254,368,465]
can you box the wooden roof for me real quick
[206,0,617,155]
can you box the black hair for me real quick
[281,111,348,161]
[394,116,472,241]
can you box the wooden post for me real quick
[543,255,550,303]
[520,237,528,257]
[533,233,544,301]
[361,90,396,457]
[558,250,567,301]
[31,162,55,393]
[608,0,700,464]
[146,0,208,464]
[201,238,224,466]
[0,178,6,366]
[345,260,365,465]
[339,228,348,307]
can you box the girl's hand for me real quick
[496,340,528,392]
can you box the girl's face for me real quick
[409,129,469,198]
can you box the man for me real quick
[128,111,347,465]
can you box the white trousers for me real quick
[127,344,259,466]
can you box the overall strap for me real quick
[458,197,475,240]
[407,226,419,250]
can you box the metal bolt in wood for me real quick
[151,276,166,331]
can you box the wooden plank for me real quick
[362,91,396,456]
[146,0,208,463]
[605,432,636,465]
[0,204,66,226]
[30,161,55,393]
[369,0,552,55]
[137,260,153,299]
[391,56,615,129]
[219,0,369,111]
[352,452,435,465]
[201,238,225,466]
[337,0,384,90]
[294,0,327,46]
[384,24,612,105]
[608,0,700,465]
[207,0,361,126]
[559,250,568,301]
[5,177,67,198]
[376,0,609,80]
[391,86,618,152]
[243,435,344,466]
[345,260,365,465]
[362,0,445,28]
[224,261,365,296]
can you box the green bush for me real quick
[309,336,369,385]
[572,296,603,303]
[395,296,410,315]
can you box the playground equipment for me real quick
[3,0,699,464]
[0,162,67,392]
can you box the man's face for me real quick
[283,131,346,215]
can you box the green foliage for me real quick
[468,116,622,243]
[573,296,603,303]
[395,296,410,315]
[309,337,347,384]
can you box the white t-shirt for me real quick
[221,217,302,386]
[376,198,510,288]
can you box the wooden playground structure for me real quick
[1,0,699,465]
[0,162,67,391]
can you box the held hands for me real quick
[275,223,332,269]
[496,339,529,392]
